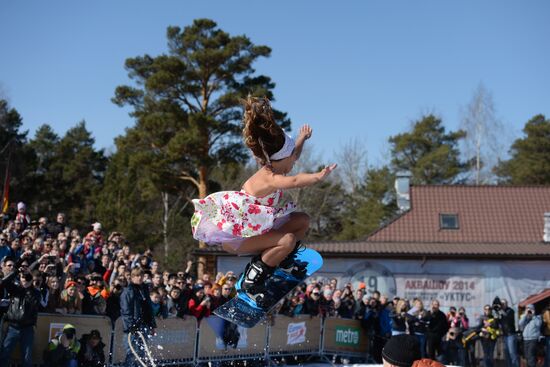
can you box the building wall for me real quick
[217,255,550,321]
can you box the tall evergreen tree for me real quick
[49,121,107,228]
[495,114,550,184]
[112,18,290,201]
[27,124,61,217]
[389,114,467,184]
[337,166,396,240]
[0,100,35,210]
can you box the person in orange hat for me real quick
[60,281,83,314]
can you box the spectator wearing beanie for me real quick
[382,334,421,367]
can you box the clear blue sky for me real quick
[1,1,549,165]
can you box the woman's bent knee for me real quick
[281,233,296,251]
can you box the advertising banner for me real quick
[322,317,368,356]
[268,315,321,356]
[395,274,484,308]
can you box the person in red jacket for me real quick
[187,284,211,321]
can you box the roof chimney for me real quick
[544,212,550,243]
[395,171,412,212]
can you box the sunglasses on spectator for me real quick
[222,287,231,291]
[312,292,320,296]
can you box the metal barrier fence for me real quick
[4,313,368,365]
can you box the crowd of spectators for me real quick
[0,201,549,367]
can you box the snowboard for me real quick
[213,248,323,328]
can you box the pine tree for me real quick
[495,114,550,184]
[389,114,467,184]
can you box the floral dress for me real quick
[191,189,296,249]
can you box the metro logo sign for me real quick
[335,326,360,346]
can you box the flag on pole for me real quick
[1,144,11,214]
[1,170,9,214]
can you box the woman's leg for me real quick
[222,212,310,267]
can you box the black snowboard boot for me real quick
[240,256,275,307]
[278,241,308,278]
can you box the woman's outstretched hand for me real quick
[298,124,313,141]
[318,163,338,180]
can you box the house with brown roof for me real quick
[198,183,550,317]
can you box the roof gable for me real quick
[367,186,550,244]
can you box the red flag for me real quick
[1,170,9,214]
[1,145,11,214]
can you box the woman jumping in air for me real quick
[191,97,336,305]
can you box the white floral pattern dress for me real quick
[191,189,296,249]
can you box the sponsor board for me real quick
[335,326,360,346]
[287,322,306,345]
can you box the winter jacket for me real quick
[77,334,106,367]
[167,296,188,318]
[519,314,542,341]
[426,310,449,338]
[304,297,321,316]
[390,310,410,334]
[3,273,41,328]
[500,307,516,335]
[0,245,12,262]
[82,286,108,315]
[379,307,392,337]
[188,297,211,320]
[106,293,121,323]
[43,338,80,367]
[151,302,168,319]
[120,283,156,333]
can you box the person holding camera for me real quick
[519,304,542,367]
[446,306,469,366]
[0,270,41,367]
[43,324,80,367]
[188,284,212,321]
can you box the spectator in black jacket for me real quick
[106,278,125,323]
[426,300,448,360]
[120,268,156,367]
[499,299,519,367]
[0,271,41,367]
[77,329,106,367]
[304,287,322,316]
